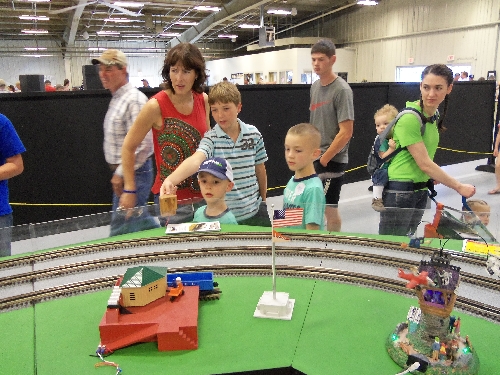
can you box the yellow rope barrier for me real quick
[436,146,492,155]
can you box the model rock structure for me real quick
[386,251,480,375]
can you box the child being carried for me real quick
[371,104,398,212]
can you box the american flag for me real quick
[273,208,304,227]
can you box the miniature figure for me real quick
[409,233,423,248]
[439,341,447,360]
[453,317,461,336]
[168,276,184,302]
[450,339,459,361]
[431,337,440,361]
[465,335,473,350]
[448,316,456,333]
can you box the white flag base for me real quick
[253,291,295,320]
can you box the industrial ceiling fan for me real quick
[48,1,143,17]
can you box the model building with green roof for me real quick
[119,266,167,307]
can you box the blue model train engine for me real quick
[167,272,221,300]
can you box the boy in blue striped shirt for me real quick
[161,82,271,226]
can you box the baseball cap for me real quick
[91,49,128,67]
[198,157,233,182]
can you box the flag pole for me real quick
[271,204,276,299]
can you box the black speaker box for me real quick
[19,74,44,92]
[82,65,104,90]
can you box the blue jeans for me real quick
[379,189,428,236]
[110,158,159,236]
[0,213,13,257]
[372,168,389,187]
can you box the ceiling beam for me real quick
[63,0,87,45]
[167,0,270,48]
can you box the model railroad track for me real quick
[0,246,496,292]
[0,232,488,271]
[1,264,499,323]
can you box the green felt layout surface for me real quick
[0,277,498,375]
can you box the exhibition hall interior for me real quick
[0,1,499,374]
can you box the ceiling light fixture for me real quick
[194,5,221,12]
[174,20,198,26]
[113,2,144,7]
[24,47,47,51]
[97,30,120,35]
[19,15,49,21]
[218,34,237,39]
[21,54,53,57]
[239,24,260,29]
[88,47,107,51]
[357,0,378,5]
[121,34,148,38]
[159,32,181,37]
[21,29,48,34]
[104,17,134,22]
[267,9,292,15]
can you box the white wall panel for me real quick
[324,0,500,82]
[205,48,355,86]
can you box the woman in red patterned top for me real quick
[120,43,210,224]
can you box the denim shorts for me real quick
[378,188,428,236]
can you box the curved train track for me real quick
[1,232,499,322]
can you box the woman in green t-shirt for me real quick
[379,64,476,236]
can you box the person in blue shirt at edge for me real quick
[0,113,26,257]
[159,82,271,227]
[193,157,238,224]
[283,123,326,230]
[378,64,476,236]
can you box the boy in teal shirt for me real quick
[283,123,325,230]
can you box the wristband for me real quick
[123,189,137,194]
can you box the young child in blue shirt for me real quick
[283,123,325,230]
[371,104,398,212]
[193,157,238,224]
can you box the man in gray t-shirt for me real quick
[309,39,354,232]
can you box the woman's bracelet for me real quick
[123,189,137,194]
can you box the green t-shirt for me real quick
[387,101,439,183]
